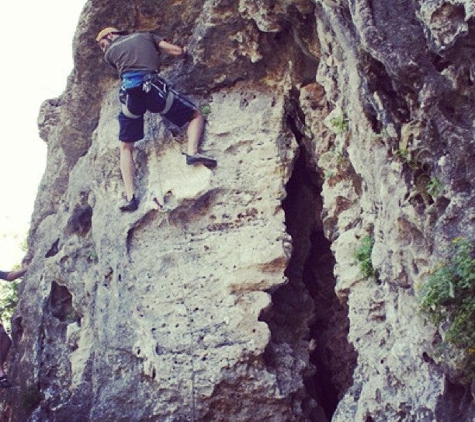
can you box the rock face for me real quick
[3,0,475,421]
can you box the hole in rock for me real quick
[361,51,411,128]
[261,144,356,420]
[67,205,93,236]
[45,239,60,258]
[436,378,474,421]
[48,281,74,322]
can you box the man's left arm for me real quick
[0,267,27,281]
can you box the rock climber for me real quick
[96,27,217,212]
[0,266,27,388]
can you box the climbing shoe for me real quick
[185,153,217,169]
[120,195,139,212]
[0,375,12,389]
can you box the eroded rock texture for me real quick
[3,0,475,421]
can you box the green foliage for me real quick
[418,238,475,378]
[0,280,20,331]
[426,177,444,198]
[355,235,376,279]
[20,236,28,253]
[396,148,418,169]
[335,151,347,166]
[0,234,26,330]
[395,149,444,201]
[330,114,349,134]
[201,104,211,118]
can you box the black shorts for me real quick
[118,74,197,143]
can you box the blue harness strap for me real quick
[121,70,149,90]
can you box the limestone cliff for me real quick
[2,0,474,421]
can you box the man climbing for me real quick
[96,27,217,212]
[0,266,27,388]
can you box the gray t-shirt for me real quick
[104,32,165,75]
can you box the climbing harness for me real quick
[142,74,176,115]
[121,104,141,119]
[119,74,177,120]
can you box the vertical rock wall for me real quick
[309,1,475,421]
[2,0,474,421]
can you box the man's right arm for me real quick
[158,40,186,56]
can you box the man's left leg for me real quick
[0,327,12,388]
[118,87,145,212]
[119,141,139,212]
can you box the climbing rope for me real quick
[154,138,198,421]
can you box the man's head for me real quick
[96,27,121,51]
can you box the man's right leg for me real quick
[184,111,217,168]
[186,111,205,156]
[156,85,217,169]
[119,141,139,211]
